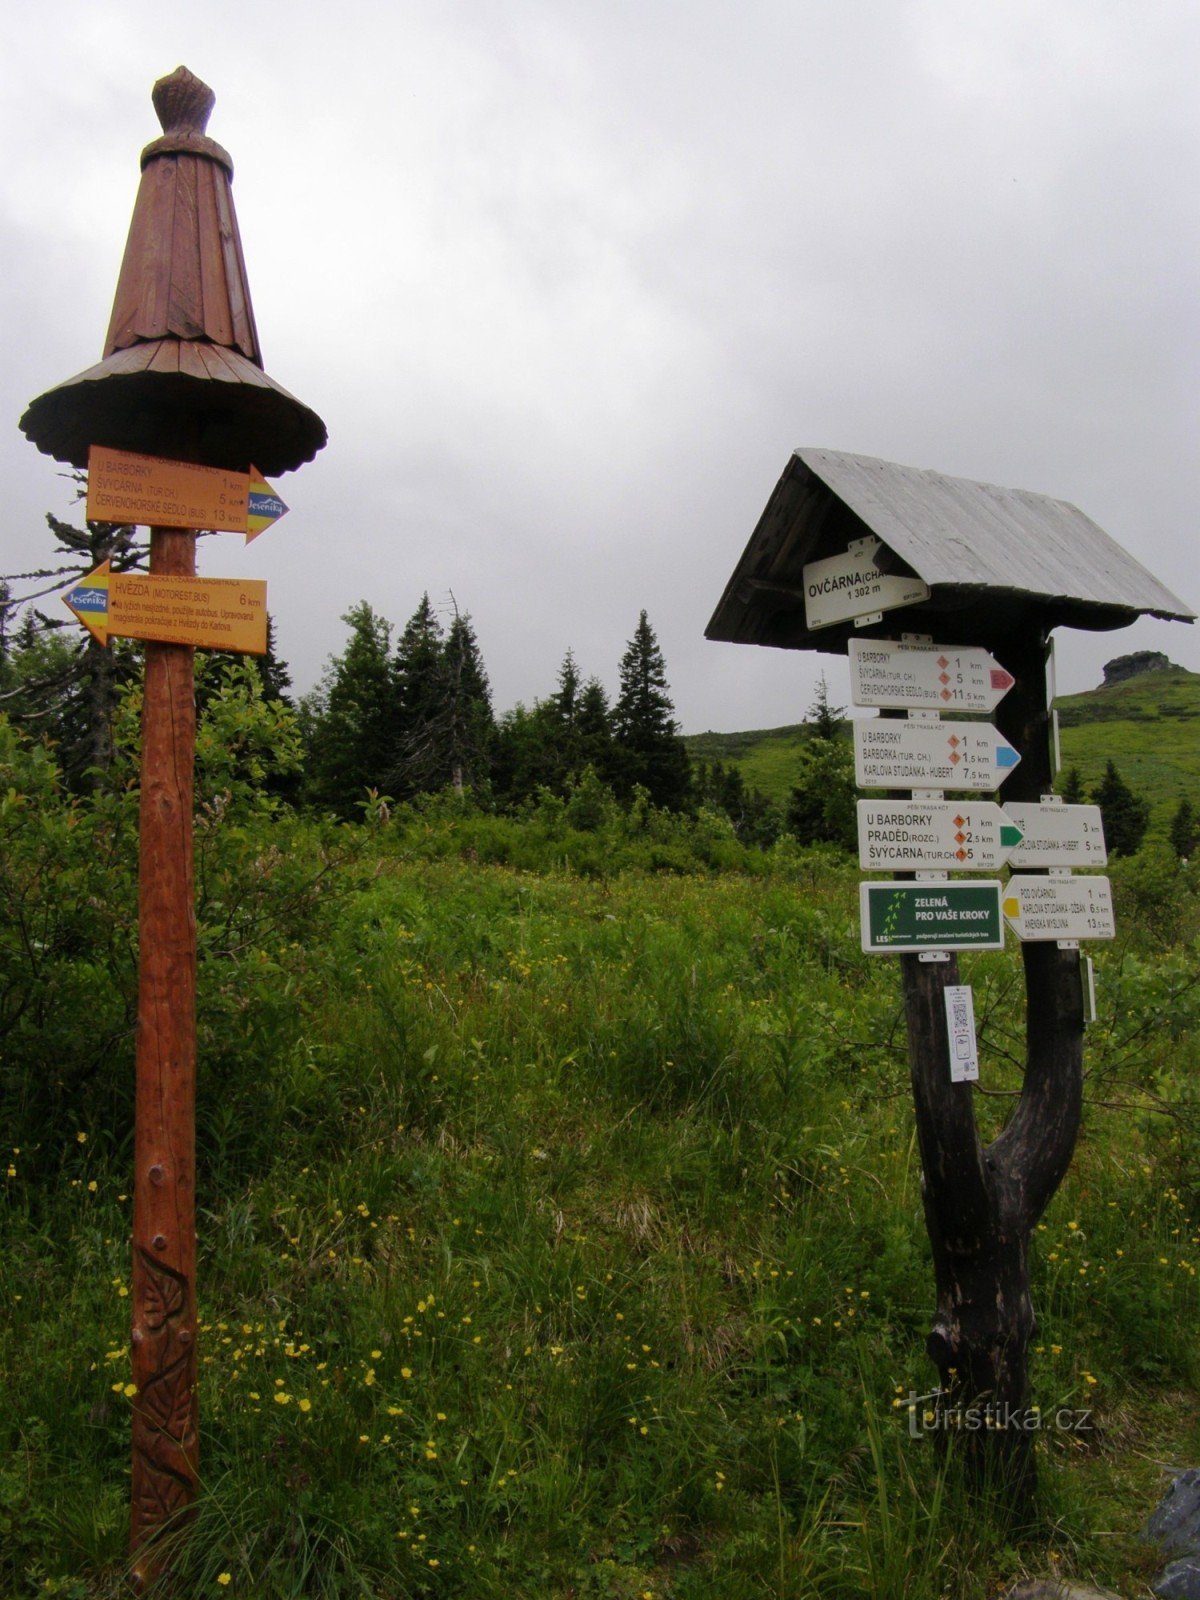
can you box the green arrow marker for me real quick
[1000,825,1024,849]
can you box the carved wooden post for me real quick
[129,525,200,1582]
[19,65,326,1586]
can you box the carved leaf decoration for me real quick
[137,1248,187,1330]
[134,1446,193,1525]
[138,1353,196,1441]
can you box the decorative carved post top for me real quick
[141,66,232,174]
[154,66,214,134]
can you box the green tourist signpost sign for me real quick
[859,881,1005,953]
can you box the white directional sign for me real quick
[803,538,930,630]
[849,638,1016,713]
[857,799,1024,870]
[1003,803,1107,868]
[1002,875,1116,941]
[854,718,1021,792]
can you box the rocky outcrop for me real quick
[1102,652,1176,686]
[1141,1469,1200,1599]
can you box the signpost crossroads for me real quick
[849,638,1016,714]
[707,447,1194,1500]
[854,716,1021,791]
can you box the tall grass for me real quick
[2,773,1198,1596]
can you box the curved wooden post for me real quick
[904,628,1084,1504]
[129,526,199,1586]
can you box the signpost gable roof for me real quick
[706,448,1194,653]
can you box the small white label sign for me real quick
[803,539,930,631]
[1004,803,1107,868]
[1002,875,1116,941]
[944,985,979,1082]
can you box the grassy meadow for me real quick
[3,730,1200,1597]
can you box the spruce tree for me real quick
[439,610,493,794]
[1091,760,1150,857]
[255,617,294,705]
[551,648,581,725]
[786,738,857,851]
[1,496,143,789]
[304,601,394,817]
[576,676,615,786]
[808,674,845,739]
[387,596,494,798]
[1058,766,1086,805]
[694,757,782,846]
[491,702,555,807]
[785,671,855,850]
[534,648,584,793]
[611,611,690,809]
[389,594,445,797]
[249,619,298,802]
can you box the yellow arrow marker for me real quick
[62,561,113,645]
[63,563,267,654]
[245,469,289,543]
[1002,897,1021,918]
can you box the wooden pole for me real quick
[129,525,200,1586]
[902,627,1084,1507]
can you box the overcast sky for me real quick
[3,0,1196,733]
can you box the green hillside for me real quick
[688,664,1200,832]
[1056,667,1200,832]
[686,723,815,807]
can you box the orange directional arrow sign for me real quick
[86,446,288,542]
[63,562,267,653]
